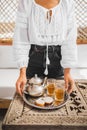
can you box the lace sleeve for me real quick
[61,0,77,68]
[13,0,30,69]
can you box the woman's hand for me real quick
[64,68,75,94]
[16,67,27,96]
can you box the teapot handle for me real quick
[35,74,38,78]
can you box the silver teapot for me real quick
[26,74,47,97]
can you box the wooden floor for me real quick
[0,109,7,130]
[0,99,11,109]
[0,99,11,130]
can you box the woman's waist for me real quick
[30,41,62,46]
[30,44,61,52]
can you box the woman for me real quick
[13,0,77,96]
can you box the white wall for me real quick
[0,46,17,99]
[77,45,87,68]
[0,45,87,68]
[0,46,17,68]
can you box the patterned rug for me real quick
[2,80,87,130]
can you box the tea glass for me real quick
[46,79,56,96]
[54,82,65,102]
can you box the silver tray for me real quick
[23,91,69,110]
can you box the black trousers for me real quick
[26,45,64,79]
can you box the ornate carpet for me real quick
[2,80,87,130]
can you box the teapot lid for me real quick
[29,74,43,84]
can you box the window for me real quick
[0,0,18,45]
[0,0,87,45]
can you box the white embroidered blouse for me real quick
[13,0,77,71]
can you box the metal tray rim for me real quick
[23,92,69,110]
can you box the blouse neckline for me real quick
[33,0,62,12]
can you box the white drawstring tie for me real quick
[44,43,50,75]
[44,10,52,75]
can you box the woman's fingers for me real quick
[65,78,74,94]
[67,81,74,94]
[67,84,73,94]
[16,82,22,96]
[21,82,26,93]
[16,75,27,96]
[16,81,26,96]
[65,80,68,91]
